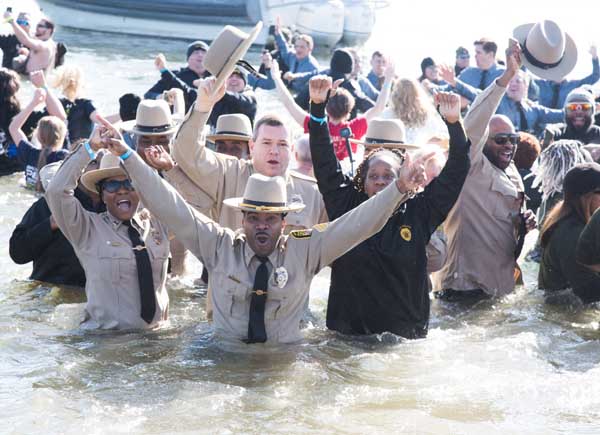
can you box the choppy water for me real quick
[2,1,600,433]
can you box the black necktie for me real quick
[551,82,560,109]
[245,257,269,343]
[125,220,156,324]
[516,102,529,132]
[479,69,488,90]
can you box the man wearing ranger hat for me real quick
[206,113,252,160]
[104,130,428,343]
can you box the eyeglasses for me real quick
[492,133,519,145]
[457,55,470,60]
[100,179,135,193]
[36,23,51,29]
[16,19,29,26]
[565,102,593,112]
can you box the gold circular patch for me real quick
[400,226,412,242]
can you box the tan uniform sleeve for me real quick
[463,81,507,163]
[171,108,242,206]
[45,145,95,247]
[163,165,214,216]
[123,152,223,270]
[302,182,410,274]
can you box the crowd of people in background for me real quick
[2,9,600,344]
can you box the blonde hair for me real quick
[390,78,432,128]
[53,65,83,101]
[34,116,67,192]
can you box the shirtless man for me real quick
[4,12,56,75]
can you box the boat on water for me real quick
[33,0,387,47]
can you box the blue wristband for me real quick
[120,148,133,161]
[310,114,327,125]
[83,141,96,160]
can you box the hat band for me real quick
[213,130,251,138]
[135,124,174,134]
[522,37,564,70]
[365,137,404,144]
[241,199,286,208]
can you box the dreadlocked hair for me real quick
[353,147,405,193]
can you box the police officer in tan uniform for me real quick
[46,128,170,330]
[102,125,429,342]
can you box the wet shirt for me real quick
[122,150,409,344]
[540,213,600,304]
[17,139,68,188]
[172,109,327,232]
[302,115,367,161]
[309,101,470,338]
[433,82,525,296]
[45,145,170,330]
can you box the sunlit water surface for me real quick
[1,1,600,433]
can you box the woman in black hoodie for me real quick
[308,77,470,339]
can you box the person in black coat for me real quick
[308,77,470,338]
[9,158,105,287]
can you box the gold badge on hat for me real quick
[400,225,412,242]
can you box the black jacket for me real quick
[545,122,600,145]
[144,67,210,111]
[309,102,470,338]
[0,34,21,69]
[9,189,103,287]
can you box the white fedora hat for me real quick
[203,22,263,95]
[80,152,127,193]
[223,173,306,213]
[120,99,178,136]
[354,118,420,150]
[206,113,253,143]
[513,20,577,81]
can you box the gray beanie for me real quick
[565,87,595,106]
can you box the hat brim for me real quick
[356,140,421,150]
[513,23,578,81]
[206,133,252,143]
[222,197,306,213]
[80,167,128,193]
[211,22,263,95]
[119,120,178,137]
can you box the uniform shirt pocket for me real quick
[227,284,250,320]
[265,287,288,320]
[490,176,521,223]
[98,243,134,285]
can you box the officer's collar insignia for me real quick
[290,229,312,239]
[400,225,412,242]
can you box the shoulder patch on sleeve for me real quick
[290,229,313,239]
[312,222,329,232]
[289,170,317,183]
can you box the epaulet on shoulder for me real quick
[289,170,317,183]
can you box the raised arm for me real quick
[571,46,599,88]
[45,143,97,246]
[30,70,67,121]
[364,60,394,121]
[271,59,307,126]
[4,12,42,50]
[9,88,46,146]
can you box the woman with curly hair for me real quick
[308,77,470,338]
[381,77,448,145]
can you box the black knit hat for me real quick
[563,162,600,202]
[187,40,209,59]
[420,57,435,75]
[330,49,354,76]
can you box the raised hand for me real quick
[29,70,47,88]
[383,59,396,82]
[155,53,167,71]
[309,75,341,104]
[145,145,175,171]
[193,77,227,112]
[435,92,461,123]
[3,10,13,21]
[438,64,456,86]
[590,45,598,60]
[505,38,522,74]
[396,151,436,193]
[32,87,47,105]
[261,50,273,70]
[90,114,125,152]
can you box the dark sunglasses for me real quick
[492,133,519,145]
[100,179,135,193]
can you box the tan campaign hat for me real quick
[513,20,577,81]
[80,153,127,193]
[206,113,253,143]
[223,173,306,213]
[203,22,263,94]
[354,118,420,150]
[39,161,62,191]
[120,99,178,136]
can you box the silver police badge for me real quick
[274,267,288,288]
